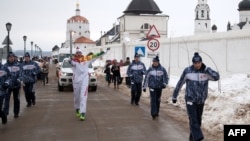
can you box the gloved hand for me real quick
[162,83,167,89]
[3,82,9,90]
[172,99,177,103]
[32,72,36,76]
[200,63,206,71]
[143,88,146,92]
[107,47,110,51]
[17,79,21,84]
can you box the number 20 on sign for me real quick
[147,38,160,52]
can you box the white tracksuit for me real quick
[71,59,95,114]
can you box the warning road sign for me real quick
[147,38,160,52]
[146,25,160,39]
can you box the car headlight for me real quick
[90,72,96,76]
[61,72,68,76]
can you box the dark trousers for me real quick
[150,88,162,116]
[23,83,35,105]
[131,82,142,104]
[125,77,131,87]
[41,73,49,85]
[186,102,204,141]
[0,94,5,117]
[113,75,120,86]
[4,88,20,116]
[106,74,111,85]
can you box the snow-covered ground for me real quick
[167,73,250,135]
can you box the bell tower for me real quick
[194,0,211,34]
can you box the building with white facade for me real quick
[62,2,95,52]
[97,0,169,46]
[194,0,211,34]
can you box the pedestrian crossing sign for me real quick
[135,46,145,57]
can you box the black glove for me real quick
[107,47,110,51]
[3,82,9,90]
[200,63,206,71]
[143,88,146,92]
[162,83,166,89]
[172,99,177,103]
[32,72,36,76]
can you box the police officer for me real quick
[143,56,168,119]
[3,52,22,118]
[21,52,41,107]
[127,53,146,105]
[0,60,10,124]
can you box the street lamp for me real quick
[34,44,37,57]
[31,41,33,57]
[23,35,27,55]
[6,22,12,54]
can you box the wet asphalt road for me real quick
[0,64,191,141]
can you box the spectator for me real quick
[123,57,131,88]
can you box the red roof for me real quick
[74,36,95,44]
[67,15,88,23]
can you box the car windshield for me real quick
[58,54,72,62]
[62,60,72,68]
[61,59,93,69]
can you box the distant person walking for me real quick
[172,52,220,141]
[123,57,131,88]
[41,58,49,85]
[127,53,146,105]
[70,48,110,121]
[143,56,168,119]
[104,60,112,86]
[21,52,41,107]
[111,59,121,89]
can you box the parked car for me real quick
[57,58,97,91]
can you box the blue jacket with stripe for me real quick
[4,61,22,89]
[172,65,220,104]
[21,60,41,84]
[127,60,146,83]
[0,63,10,94]
[143,64,168,89]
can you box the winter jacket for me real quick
[41,62,49,73]
[111,63,121,77]
[21,61,41,84]
[4,61,22,88]
[127,60,146,83]
[172,65,220,104]
[143,64,168,89]
[0,63,10,95]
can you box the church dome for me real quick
[124,0,162,14]
[67,15,89,23]
[238,0,250,11]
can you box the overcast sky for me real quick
[0,0,240,51]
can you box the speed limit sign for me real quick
[147,38,160,52]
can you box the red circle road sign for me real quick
[147,38,160,51]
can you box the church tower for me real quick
[194,0,211,34]
[63,2,95,50]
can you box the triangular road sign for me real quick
[146,25,160,38]
[2,36,13,45]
